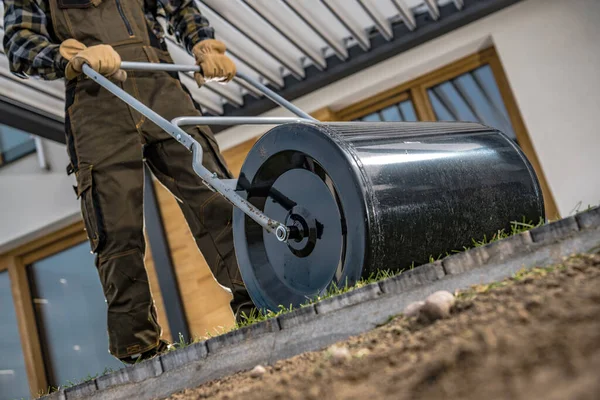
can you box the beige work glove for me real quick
[59,39,127,82]
[192,39,236,86]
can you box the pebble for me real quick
[355,348,371,358]
[404,301,425,317]
[329,345,351,365]
[249,365,267,378]
[516,307,531,323]
[308,387,320,398]
[525,295,543,310]
[421,290,456,320]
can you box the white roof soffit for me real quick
[0,0,519,128]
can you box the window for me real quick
[0,123,36,166]
[426,64,517,142]
[0,272,30,400]
[28,242,123,387]
[358,98,418,122]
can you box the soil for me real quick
[169,251,600,400]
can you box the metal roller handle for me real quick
[120,61,317,122]
[81,62,316,242]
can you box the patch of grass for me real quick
[167,332,210,351]
[569,201,597,216]
[34,386,60,399]
[468,216,545,248]
[235,304,295,329]
[222,217,546,333]
[34,366,118,397]
[234,268,407,329]
[308,268,404,303]
[63,367,117,388]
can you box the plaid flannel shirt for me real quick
[2,0,214,80]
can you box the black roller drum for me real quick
[233,121,545,312]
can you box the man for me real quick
[3,0,255,364]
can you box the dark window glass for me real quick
[361,113,382,122]
[398,101,417,122]
[0,124,36,164]
[380,105,401,121]
[0,272,30,400]
[427,64,517,141]
[358,99,417,122]
[28,242,123,387]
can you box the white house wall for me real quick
[0,0,599,251]
[216,0,600,217]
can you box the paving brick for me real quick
[380,262,445,294]
[206,318,278,354]
[96,357,162,390]
[477,231,532,264]
[160,341,208,372]
[315,282,382,315]
[443,230,536,276]
[530,217,579,244]
[64,380,96,399]
[576,206,600,230]
[442,249,484,275]
[278,304,316,330]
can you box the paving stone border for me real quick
[41,206,600,400]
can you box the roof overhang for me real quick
[0,95,65,144]
[211,0,523,133]
[0,0,523,144]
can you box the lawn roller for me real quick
[82,62,546,312]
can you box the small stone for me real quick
[516,307,530,323]
[476,327,498,348]
[390,327,404,336]
[249,365,267,378]
[421,290,455,320]
[329,345,351,365]
[403,301,425,317]
[525,296,543,310]
[355,348,371,358]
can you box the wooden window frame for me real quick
[0,222,87,397]
[335,46,559,219]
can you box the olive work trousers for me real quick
[66,60,247,359]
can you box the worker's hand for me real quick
[192,39,236,86]
[59,39,127,82]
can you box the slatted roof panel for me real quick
[0,0,471,119]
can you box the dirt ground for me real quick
[169,251,600,400]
